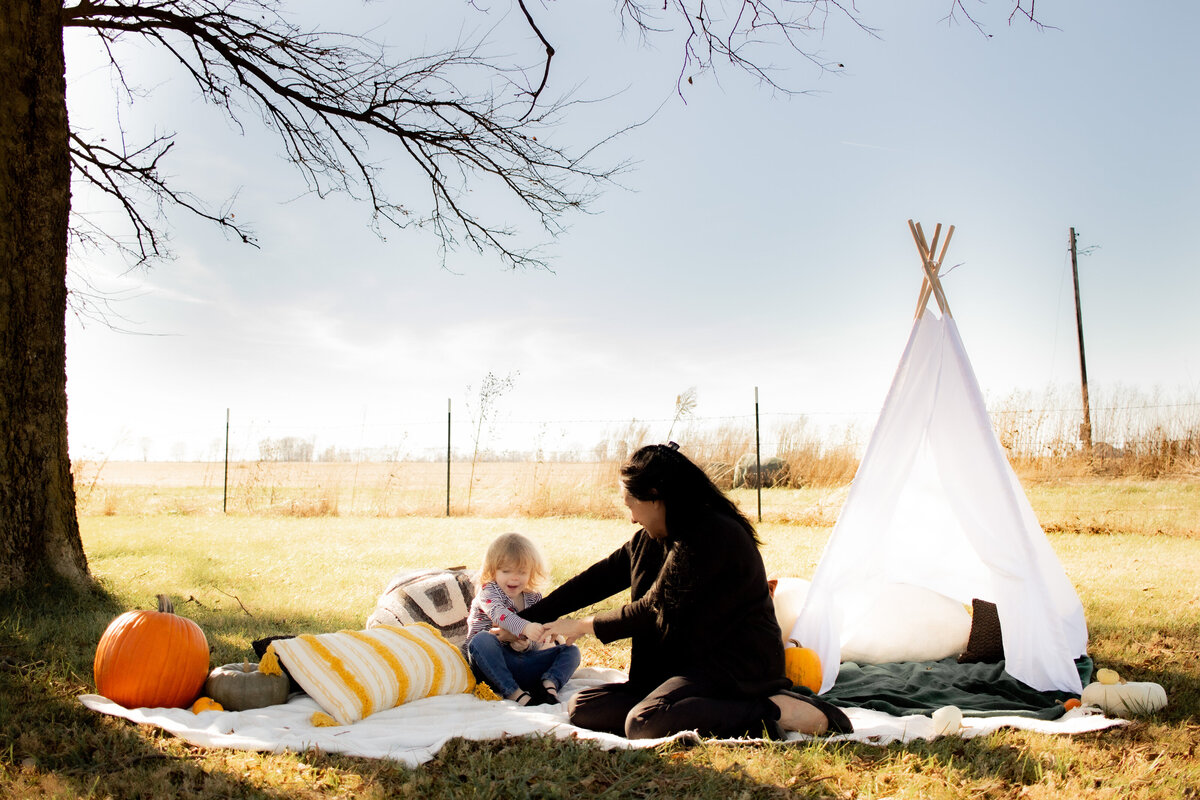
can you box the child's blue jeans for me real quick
[466,631,581,698]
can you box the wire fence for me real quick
[76,390,1200,474]
[71,389,1200,519]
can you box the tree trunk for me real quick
[0,1,90,591]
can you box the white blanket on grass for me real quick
[78,667,1126,767]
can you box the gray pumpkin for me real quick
[204,661,290,711]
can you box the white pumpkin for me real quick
[930,705,963,737]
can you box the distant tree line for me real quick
[257,437,314,462]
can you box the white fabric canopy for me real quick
[791,313,1088,695]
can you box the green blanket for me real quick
[820,657,1093,720]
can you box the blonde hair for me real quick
[479,532,549,591]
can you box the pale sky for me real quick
[62,1,1200,462]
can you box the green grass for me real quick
[3,480,1200,798]
[1026,478,1200,538]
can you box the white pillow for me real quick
[838,582,970,664]
[771,577,811,645]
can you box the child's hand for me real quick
[490,626,519,645]
[523,622,545,642]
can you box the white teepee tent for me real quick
[791,221,1088,695]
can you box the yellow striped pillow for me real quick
[269,623,475,726]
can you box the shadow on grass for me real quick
[333,734,825,800]
[0,577,313,799]
[848,720,1200,798]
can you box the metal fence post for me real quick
[223,408,230,513]
[754,387,762,523]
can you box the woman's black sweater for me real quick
[524,513,789,698]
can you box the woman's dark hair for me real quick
[620,443,760,544]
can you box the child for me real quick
[465,532,581,706]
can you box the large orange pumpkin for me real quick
[94,594,210,709]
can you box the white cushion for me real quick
[772,577,811,645]
[839,582,971,664]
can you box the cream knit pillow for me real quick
[265,623,475,726]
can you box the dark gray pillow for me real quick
[252,635,300,693]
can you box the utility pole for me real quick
[1069,227,1093,455]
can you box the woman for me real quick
[522,443,851,740]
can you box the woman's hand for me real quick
[543,616,594,644]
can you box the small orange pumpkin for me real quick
[784,638,822,693]
[191,696,224,714]
[94,594,210,709]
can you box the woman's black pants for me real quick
[568,675,783,740]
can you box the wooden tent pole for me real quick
[926,224,943,268]
[929,225,955,319]
[910,221,944,317]
[921,223,951,316]
[910,221,933,318]
[909,220,955,319]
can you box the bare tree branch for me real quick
[945,0,1053,34]
[58,1,1047,271]
[63,0,623,270]
[69,130,256,263]
[616,1,878,98]
[515,0,555,122]
[1008,1,1050,30]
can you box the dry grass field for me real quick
[73,460,627,518]
[72,460,1200,539]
